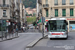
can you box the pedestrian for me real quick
[5,28,8,38]
[45,27,47,32]
[23,26,25,32]
[16,28,18,32]
[6,28,8,33]
[13,29,16,33]
[70,26,72,30]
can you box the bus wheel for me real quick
[50,38,53,40]
[65,36,68,40]
[65,38,67,40]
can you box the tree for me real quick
[23,0,36,8]
[33,21,36,26]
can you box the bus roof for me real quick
[50,18,66,20]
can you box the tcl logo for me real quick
[51,33,63,35]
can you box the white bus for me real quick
[46,18,68,40]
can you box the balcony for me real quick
[15,5,20,12]
[15,8,20,12]
[11,2,15,8]
[54,3,58,5]
[3,15,7,17]
[43,4,49,8]
[70,3,73,5]
[38,0,42,4]
[0,4,9,9]
[62,3,66,5]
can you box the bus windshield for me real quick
[48,20,67,32]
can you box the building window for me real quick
[46,9,48,17]
[62,9,66,16]
[3,0,5,5]
[62,0,66,5]
[46,0,48,4]
[54,0,58,5]
[3,10,6,17]
[55,9,58,17]
[70,0,73,5]
[70,8,73,16]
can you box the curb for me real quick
[0,36,19,42]
[26,37,43,48]
[26,35,47,48]
[26,48,30,50]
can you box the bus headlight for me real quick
[63,32,67,35]
[63,33,66,35]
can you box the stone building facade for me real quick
[37,0,75,32]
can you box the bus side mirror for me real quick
[65,21,68,25]
[66,22,68,25]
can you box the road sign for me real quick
[38,19,41,23]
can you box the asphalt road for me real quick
[30,32,75,50]
[0,29,42,50]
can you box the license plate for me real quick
[55,36,59,38]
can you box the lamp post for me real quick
[41,16,45,38]
[37,0,39,17]
[0,20,3,40]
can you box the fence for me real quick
[0,31,18,42]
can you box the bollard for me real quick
[15,31,16,37]
[2,31,3,40]
[9,32,10,39]
[12,32,13,38]
[5,32,7,39]
[17,31,18,37]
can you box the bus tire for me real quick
[50,38,53,40]
[65,36,68,40]
[65,37,67,39]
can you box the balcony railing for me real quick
[70,3,73,5]
[43,4,49,8]
[0,4,9,9]
[62,3,66,5]
[54,3,58,5]
[3,15,7,17]
[38,0,42,4]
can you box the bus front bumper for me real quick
[48,35,68,38]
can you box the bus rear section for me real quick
[46,18,68,39]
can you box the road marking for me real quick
[26,48,30,50]
[54,45,75,50]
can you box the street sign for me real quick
[41,17,45,23]
[38,19,41,23]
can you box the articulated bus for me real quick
[46,18,68,40]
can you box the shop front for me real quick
[67,18,75,32]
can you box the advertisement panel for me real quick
[69,24,75,30]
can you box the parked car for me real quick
[29,26,35,29]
